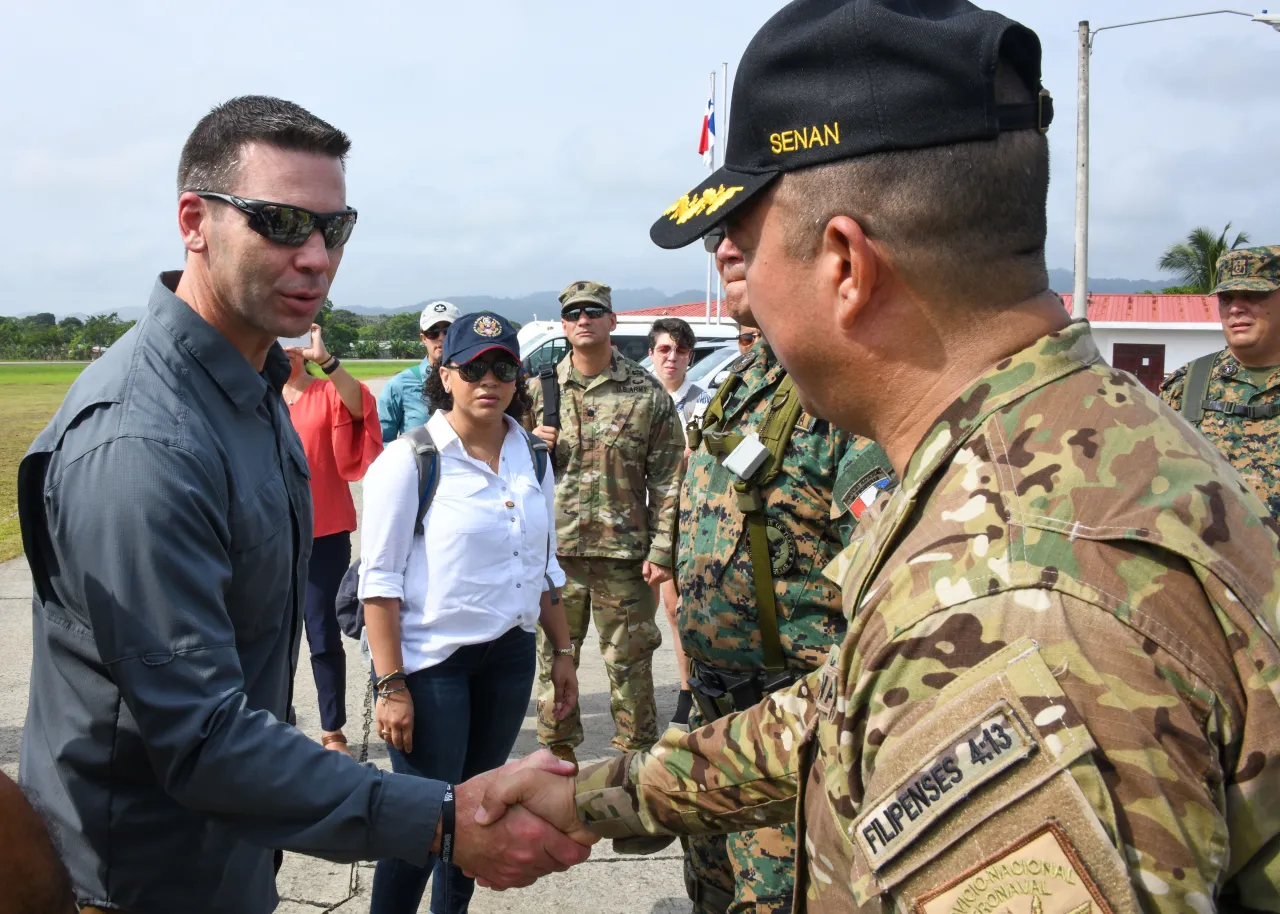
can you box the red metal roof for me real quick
[1060,294,1218,323]
[622,301,729,319]
[624,295,1219,324]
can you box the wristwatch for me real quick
[553,646,575,657]
[320,355,341,375]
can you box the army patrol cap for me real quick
[559,280,613,314]
[1212,246,1280,296]
[650,0,1053,250]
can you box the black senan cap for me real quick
[650,0,1053,250]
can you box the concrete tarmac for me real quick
[1,376,692,913]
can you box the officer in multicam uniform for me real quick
[480,3,1280,912]
[675,233,894,914]
[1160,245,1280,519]
[526,280,684,765]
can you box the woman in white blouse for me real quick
[358,312,577,914]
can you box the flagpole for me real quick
[705,70,715,326]
[715,60,728,324]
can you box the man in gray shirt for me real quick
[17,96,592,914]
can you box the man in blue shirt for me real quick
[377,299,459,441]
[18,95,591,914]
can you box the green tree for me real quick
[383,312,421,344]
[355,340,381,359]
[324,321,358,357]
[1158,223,1251,294]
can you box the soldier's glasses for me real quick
[195,192,358,249]
[450,356,520,384]
[563,306,608,322]
[703,226,725,254]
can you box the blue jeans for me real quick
[370,626,536,914]
[304,531,350,732]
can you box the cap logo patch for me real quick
[664,184,745,225]
[434,302,448,313]
[473,315,503,337]
[770,122,840,156]
[1232,259,1249,276]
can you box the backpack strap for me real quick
[1180,353,1219,427]
[403,425,440,536]
[522,428,551,482]
[517,426,559,604]
[539,367,561,430]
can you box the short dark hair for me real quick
[648,318,697,352]
[177,95,351,196]
[776,61,1049,307]
[423,360,533,421]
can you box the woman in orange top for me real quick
[284,323,383,756]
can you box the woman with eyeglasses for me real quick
[357,311,578,914]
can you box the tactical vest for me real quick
[687,369,804,672]
[1179,353,1280,425]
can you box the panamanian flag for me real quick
[698,94,716,166]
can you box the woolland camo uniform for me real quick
[679,342,894,914]
[526,350,684,751]
[577,321,1280,913]
[1161,246,1280,520]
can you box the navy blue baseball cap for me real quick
[441,311,520,366]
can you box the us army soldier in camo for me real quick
[1161,245,1280,520]
[678,236,894,914]
[480,2,1280,911]
[526,280,685,756]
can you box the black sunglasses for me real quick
[703,226,726,254]
[449,356,520,384]
[738,332,760,344]
[422,327,448,341]
[563,305,608,322]
[195,191,358,249]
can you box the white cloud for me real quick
[3,0,1278,315]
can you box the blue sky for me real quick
[3,1,1278,316]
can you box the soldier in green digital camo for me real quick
[1160,245,1280,520]
[478,3,1280,912]
[525,280,685,765]
[675,228,894,914]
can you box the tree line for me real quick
[0,300,485,362]
[0,312,136,361]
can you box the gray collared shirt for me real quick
[18,273,443,914]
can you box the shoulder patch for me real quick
[853,699,1036,872]
[914,821,1115,914]
[730,351,757,373]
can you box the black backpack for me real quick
[334,424,550,639]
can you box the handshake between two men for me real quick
[449,749,610,890]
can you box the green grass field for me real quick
[0,360,411,562]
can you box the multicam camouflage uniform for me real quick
[527,349,684,752]
[679,343,893,914]
[1161,245,1280,520]
[578,321,1280,913]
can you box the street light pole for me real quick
[1071,9,1275,321]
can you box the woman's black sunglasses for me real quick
[450,356,520,384]
[195,191,358,249]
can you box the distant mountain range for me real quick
[1045,269,1172,296]
[9,273,1179,323]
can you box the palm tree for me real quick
[1158,223,1251,294]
